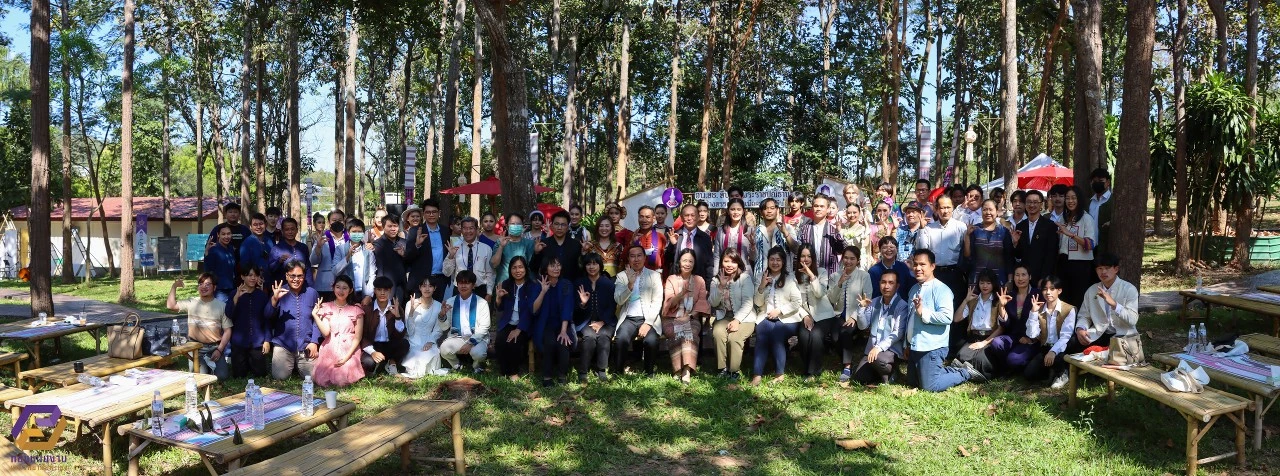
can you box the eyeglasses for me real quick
[552,222,568,228]
[286,274,305,279]
[423,209,440,215]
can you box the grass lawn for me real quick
[0,303,1278,475]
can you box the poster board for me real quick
[185,234,206,262]
[157,237,182,272]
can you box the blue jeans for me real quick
[908,346,967,392]
[194,343,230,381]
[753,319,799,376]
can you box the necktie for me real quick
[467,243,474,270]
[684,230,692,251]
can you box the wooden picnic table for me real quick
[1179,290,1280,336]
[4,369,217,476]
[1067,356,1251,475]
[21,341,203,390]
[0,435,48,475]
[1153,351,1280,450]
[0,321,105,368]
[1241,333,1280,358]
[1258,285,1280,295]
[120,387,355,475]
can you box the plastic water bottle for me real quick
[184,375,199,416]
[150,391,165,437]
[1199,323,1210,352]
[251,391,265,430]
[171,319,184,345]
[1195,270,1204,294]
[301,375,315,417]
[1188,325,1198,352]
[244,379,257,426]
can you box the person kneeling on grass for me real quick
[905,249,986,391]
[167,273,232,381]
[360,276,411,376]
[1024,275,1076,388]
[440,270,492,373]
[849,271,908,385]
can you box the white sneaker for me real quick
[386,363,399,376]
[1051,371,1070,389]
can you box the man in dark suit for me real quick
[1012,190,1058,284]
[406,198,452,301]
[371,214,409,305]
[664,203,714,286]
[533,211,584,281]
[360,276,410,375]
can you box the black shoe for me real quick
[595,371,609,381]
[717,368,729,378]
[728,371,741,382]
[578,375,589,384]
[956,361,988,383]
[542,379,555,388]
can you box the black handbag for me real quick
[144,325,173,356]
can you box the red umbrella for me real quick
[1017,166,1074,191]
[439,176,555,195]
[928,186,947,203]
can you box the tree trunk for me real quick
[333,71,343,209]
[58,0,74,283]
[1070,0,1105,188]
[947,14,966,182]
[287,4,301,218]
[211,108,229,209]
[1206,0,1227,73]
[615,21,631,199]
[255,56,266,213]
[470,16,483,217]
[1233,0,1260,268]
[914,0,931,174]
[666,1,680,185]
[29,0,54,317]
[343,15,358,214]
[472,0,535,216]
[696,2,718,190]
[442,0,465,223]
[999,0,1018,189]
[1112,0,1155,288]
[1173,0,1190,273]
[720,0,763,190]
[240,0,253,208]
[118,0,136,302]
[563,30,578,206]
[878,0,901,185]
[163,36,173,237]
[1030,0,1068,157]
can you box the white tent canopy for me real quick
[981,154,1064,192]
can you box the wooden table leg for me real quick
[127,435,141,476]
[92,328,103,353]
[31,342,40,368]
[1106,381,1116,401]
[102,424,114,476]
[1067,365,1079,409]
[1186,415,1199,476]
[399,443,411,471]
[1255,395,1265,450]
[338,414,348,429]
[451,412,466,475]
[200,455,218,475]
[12,360,21,390]
[191,349,201,374]
[53,336,62,360]
[1237,410,1248,467]
[1181,296,1191,322]
[227,458,242,471]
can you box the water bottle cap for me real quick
[304,375,311,382]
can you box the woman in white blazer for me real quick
[612,245,664,374]
[794,243,837,381]
[829,246,874,381]
[709,248,758,380]
[752,246,804,385]
[400,280,445,378]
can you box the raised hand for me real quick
[577,285,590,305]
[1030,294,1044,314]
[496,287,509,299]
[998,287,1013,307]
[173,277,185,289]
[856,293,872,309]
[534,237,546,253]
[913,295,924,316]
[271,280,288,299]
[311,300,324,318]
[964,285,978,303]
[389,297,401,317]
[394,240,407,257]
[439,301,452,320]
[539,274,551,290]
[415,228,428,247]
[1011,229,1023,245]
[448,244,461,257]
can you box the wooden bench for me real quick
[1240,333,1280,358]
[226,399,467,476]
[1153,351,1280,450]
[21,341,203,390]
[1067,357,1252,475]
[0,352,27,388]
[1258,285,1280,295]
[0,435,48,475]
[1180,291,1280,336]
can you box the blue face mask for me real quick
[349,232,365,243]
[508,224,525,236]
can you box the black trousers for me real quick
[954,336,998,377]
[838,324,867,365]
[613,316,659,373]
[361,339,410,373]
[578,323,614,374]
[1024,344,1070,381]
[797,318,840,377]
[852,349,897,384]
[230,345,270,378]
[1062,331,1115,356]
[495,325,530,376]
[540,331,572,381]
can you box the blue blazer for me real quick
[532,279,575,350]
[496,279,542,333]
[574,275,617,331]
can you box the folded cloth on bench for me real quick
[1173,352,1276,384]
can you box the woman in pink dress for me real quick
[311,275,366,387]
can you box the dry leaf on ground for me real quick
[835,439,878,450]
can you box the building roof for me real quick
[9,197,222,221]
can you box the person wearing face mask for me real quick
[311,220,352,302]
[339,219,378,305]
[1088,168,1114,255]
[491,213,536,288]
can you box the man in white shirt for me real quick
[439,271,492,372]
[1046,184,1068,224]
[1025,275,1077,388]
[444,217,495,298]
[361,277,410,375]
[1065,252,1139,355]
[919,196,968,310]
[955,185,984,227]
[1088,167,1112,219]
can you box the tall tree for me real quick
[1234,0,1260,267]
[562,30,578,206]
[472,0,535,216]
[1030,0,1069,157]
[665,1,680,185]
[286,2,301,218]
[878,0,902,185]
[1173,0,1191,273]
[119,0,136,302]
[1112,0,1155,287]
[999,0,1018,189]
[696,2,718,190]
[719,0,763,190]
[239,0,253,209]
[1206,0,1227,72]
[58,0,74,283]
[470,16,483,217]
[1070,0,1105,186]
[442,0,464,223]
[615,21,631,198]
[29,0,54,318]
[343,14,359,214]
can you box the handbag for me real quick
[1106,333,1146,366]
[108,312,146,359]
[144,325,173,356]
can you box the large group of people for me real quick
[168,166,1139,392]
